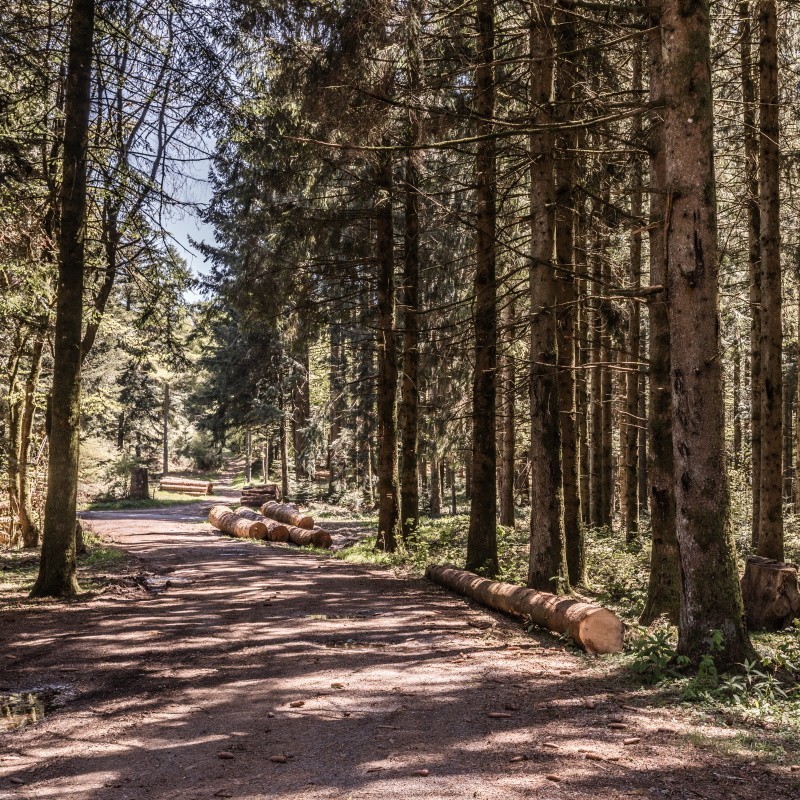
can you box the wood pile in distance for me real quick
[240,483,279,507]
[160,477,213,495]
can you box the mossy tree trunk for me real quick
[661,0,753,665]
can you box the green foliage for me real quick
[180,431,224,472]
[629,624,689,683]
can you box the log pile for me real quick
[240,483,280,508]
[741,556,800,630]
[285,525,333,549]
[260,500,314,529]
[426,564,624,655]
[160,476,213,495]
[234,507,289,542]
[208,505,269,540]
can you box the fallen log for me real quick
[425,564,624,655]
[286,525,333,549]
[260,500,314,529]
[161,478,213,494]
[208,505,268,540]
[233,507,290,542]
[741,556,800,631]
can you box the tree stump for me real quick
[741,556,800,630]
[129,466,149,500]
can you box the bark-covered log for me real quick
[234,507,289,542]
[741,556,800,630]
[129,467,149,500]
[260,500,314,529]
[286,525,333,549]
[160,478,213,494]
[208,505,268,540]
[426,564,624,654]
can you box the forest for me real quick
[2,0,800,796]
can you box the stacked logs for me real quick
[207,504,333,549]
[160,477,213,495]
[260,501,333,549]
[235,507,289,542]
[208,505,268,539]
[240,483,279,508]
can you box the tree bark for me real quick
[162,381,170,476]
[740,0,762,549]
[641,2,680,626]
[32,0,95,598]
[498,297,516,527]
[624,42,643,542]
[733,334,742,468]
[661,0,753,665]
[528,1,568,594]
[375,152,400,552]
[555,4,581,582]
[466,0,499,576]
[399,0,423,541]
[756,0,782,561]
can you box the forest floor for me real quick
[1,485,799,799]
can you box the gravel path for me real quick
[0,498,797,799]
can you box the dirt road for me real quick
[0,499,797,799]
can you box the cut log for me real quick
[208,505,268,540]
[286,525,333,549]
[260,500,314,529]
[161,477,213,494]
[234,507,290,542]
[741,556,800,630]
[425,564,625,654]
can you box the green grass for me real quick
[82,490,208,511]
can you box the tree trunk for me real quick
[498,297,516,527]
[527,2,567,594]
[32,0,95,598]
[399,0,423,541]
[280,396,290,501]
[661,0,753,665]
[756,0,782,561]
[641,4,680,626]
[554,5,581,582]
[624,43,643,542]
[245,428,252,484]
[599,178,613,529]
[782,353,795,504]
[208,505,268,540]
[430,449,441,516]
[589,210,603,529]
[162,381,170,476]
[576,196,591,527]
[740,0,762,549]
[466,0,498,576]
[260,500,314,529]
[375,153,400,552]
[18,332,45,548]
[733,334,742,468]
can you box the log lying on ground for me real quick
[260,500,314,529]
[425,564,624,655]
[741,556,800,630]
[160,477,213,495]
[208,505,268,540]
[234,507,290,542]
[285,525,333,549]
